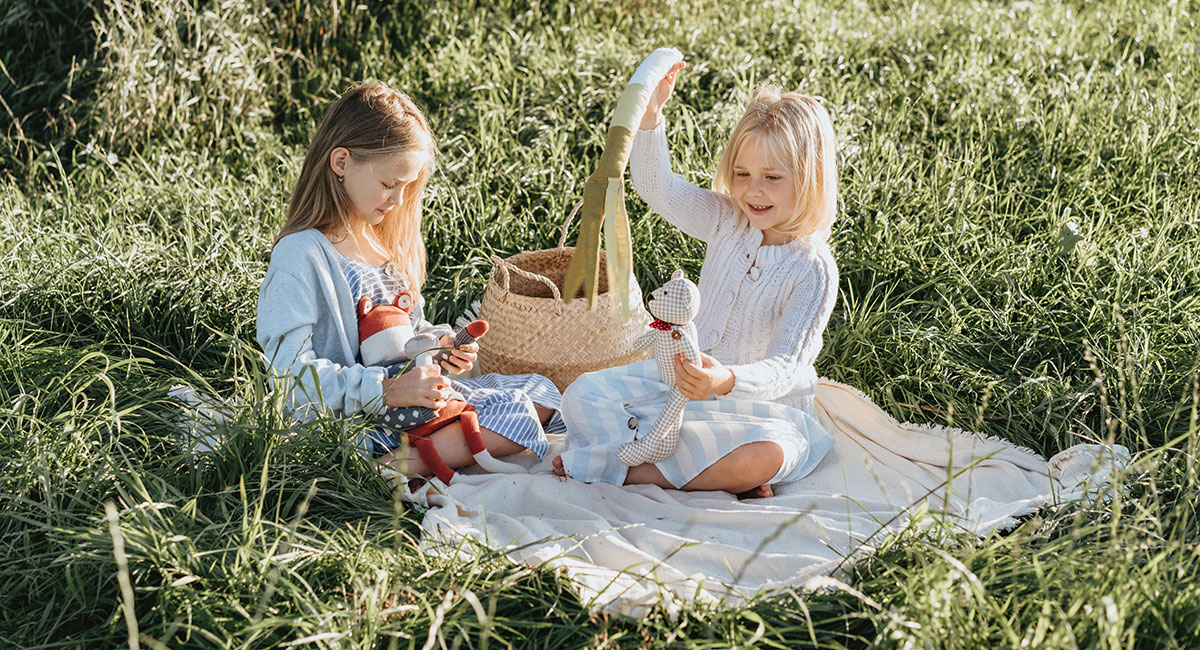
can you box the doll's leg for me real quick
[617,387,688,466]
[377,422,526,478]
[556,360,665,484]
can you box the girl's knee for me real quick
[687,442,784,493]
[738,442,784,485]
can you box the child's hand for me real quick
[675,352,734,401]
[640,60,686,130]
[439,333,477,375]
[383,365,448,410]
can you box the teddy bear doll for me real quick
[616,270,701,466]
[356,290,490,483]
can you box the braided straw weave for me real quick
[478,207,652,392]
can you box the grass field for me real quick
[2,0,1199,647]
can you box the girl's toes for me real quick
[551,455,566,477]
[737,484,774,500]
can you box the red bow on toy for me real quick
[649,319,675,331]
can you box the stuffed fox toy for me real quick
[356,291,491,483]
[357,291,488,369]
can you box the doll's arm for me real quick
[430,321,488,370]
[677,332,701,365]
[633,330,657,349]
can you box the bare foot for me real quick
[551,455,566,477]
[737,484,774,499]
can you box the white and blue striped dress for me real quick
[560,360,833,488]
[339,255,564,459]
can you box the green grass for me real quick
[2,0,1199,647]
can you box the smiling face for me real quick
[729,134,798,245]
[332,148,430,228]
[713,89,839,243]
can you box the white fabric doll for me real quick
[617,270,701,465]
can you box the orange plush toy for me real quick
[356,291,491,483]
[388,326,489,484]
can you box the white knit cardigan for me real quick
[628,121,839,413]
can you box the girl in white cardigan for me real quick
[554,62,840,497]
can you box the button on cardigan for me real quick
[628,121,839,412]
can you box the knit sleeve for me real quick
[411,294,454,340]
[724,249,838,401]
[629,120,733,243]
[256,265,388,417]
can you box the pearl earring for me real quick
[337,175,344,183]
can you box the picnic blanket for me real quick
[170,378,1128,618]
[406,379,1127,617]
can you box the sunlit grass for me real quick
[2,0,1198,647]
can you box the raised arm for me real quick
[724,252,839,401]
[628,58,733,243]
[629,121,734,243]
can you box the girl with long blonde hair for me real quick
[258,82,563,482]
[555,63,840,498]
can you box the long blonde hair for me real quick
[713,86,837,241]
[276,81,436,290]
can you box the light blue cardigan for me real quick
[256,228,450,416]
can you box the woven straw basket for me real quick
[477,212,652,392]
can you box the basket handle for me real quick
[489,254,564,314]
[557,200,585,249]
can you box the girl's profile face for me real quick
[730,134,797,245]
[334,150,428,227]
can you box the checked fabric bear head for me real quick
[646,270,700,327]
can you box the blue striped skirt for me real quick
[358,372,564,459]
[558,359,834,487]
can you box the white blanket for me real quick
[169,380,1128,617]
[413,379,1128,617]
